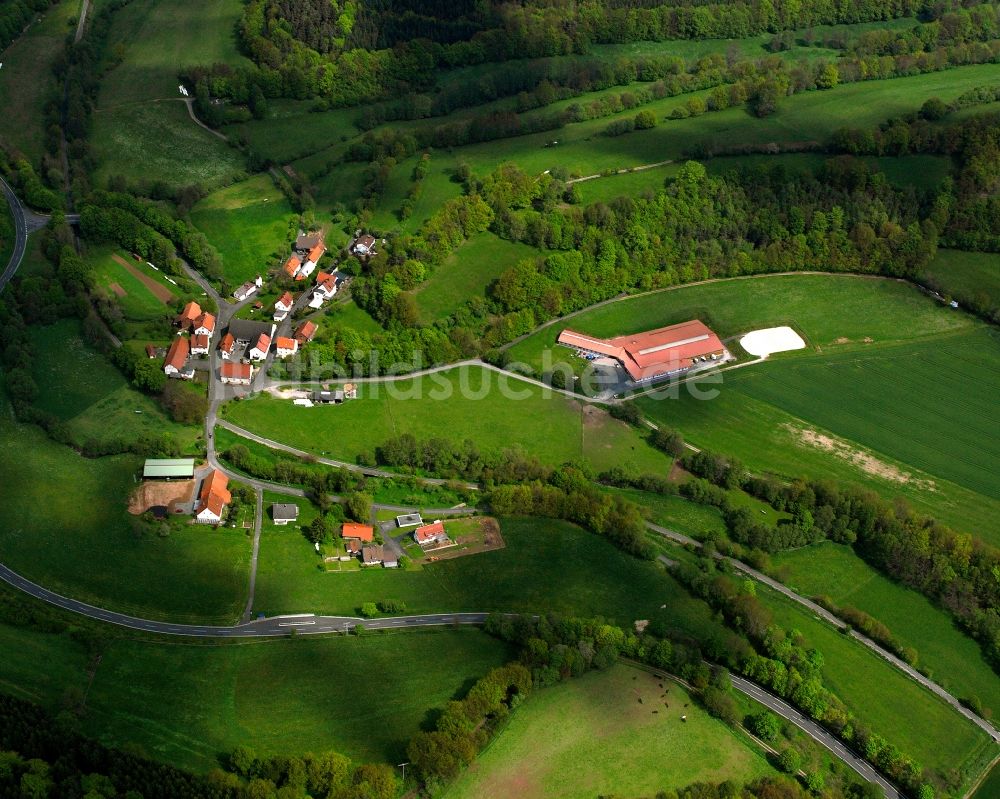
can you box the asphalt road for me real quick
[731,675,900,799]
[0,561,487,637]
[0,555,903,798]
[0,175,28,294]
[647,522,1000,744]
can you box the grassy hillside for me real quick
[252,516,731,649]
[414,233,540,321]
[639,327,1000,542]
[0,0,78,164]
[90,0,249,189]
[445,664,776,799]
[0,619,511,772]
[921,249,1000,310]
[0,409,246,623]
[30,319,202,451]
[190,174,297,286]
[771,543,999,720]
[223,365,671,475]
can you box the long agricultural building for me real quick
[558,320,725,383]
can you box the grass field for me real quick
[190,174,297,286]
[0,619,512,772]
[88,0,249,187]
[772,543,999,720]
[921,249,1000,309]
[509,274,972,368]
[0,0,78,164]
[414,233,540,320]
[89,246,179,320]
[30,319,202,451]
[253,516,735,651]
[223,365,671,475]
[445,664,776,799]
[0,406,247,623]
[92,101,246,191]
[751,579,994,785]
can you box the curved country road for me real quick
[0,175,28,293]
[0,558,905,798]
[648,523,1000,744]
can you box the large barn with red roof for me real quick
[558,320,726,384]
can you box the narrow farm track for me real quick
[647,522,1000,744]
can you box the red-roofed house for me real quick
[275,336,298,358]
[314,271,338,299]
[273,291,294,322]
[190,333,211,356]
[176,301,202,330]
[163,336,190,375]
[249,333,270,361]
[194,312,216,337]
[220,361,252,385]
[218,332,237,360]
[194,469,232,524]
[300,241,326,278]
[294,320,317,344]
[557,320,726,384]
[414,520,450,547]
[145,344,157,359]
[342,522,374,543]
[283,255,302,279]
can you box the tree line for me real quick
[680,448,1000,678]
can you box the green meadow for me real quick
[0,0,79,164]
[30,319,202,451]
[445,664,776,799]
[639,327,1000,542]
[752,580,994,787]
[90,0,249,188]
[0,618,511,772]
[0,408,246,624]
[921,248,1000,310]
[252,517,735,652]
[190,173,298,286]
[223,365,672,475]
[414,232,540,321]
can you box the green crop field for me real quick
[639,327,1000,542]
[971,762,1000,799]
[772,543,999,720]
[0,0,78,164]
[752,581,994,786]
[414,233,540,321]
[921,249,1000,309]
[0,619,512,772]
[0,408,247,624]
[190,174,297,286]
[224,101,359,166]
[445,664,776,799]
[252,516,735,651]
[29,319,201,451]
[223,365,672,475]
